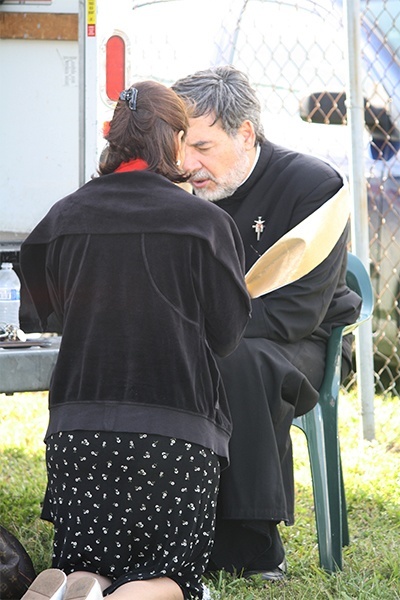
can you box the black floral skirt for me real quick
[42,431,220,599]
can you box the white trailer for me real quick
[0,0,221,254]
[0,1,80,251]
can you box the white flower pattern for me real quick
[45,431,219,600]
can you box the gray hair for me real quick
[172,65,265,144]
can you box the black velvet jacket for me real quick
[20,170,251,464]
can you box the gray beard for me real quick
[191,154,251,202]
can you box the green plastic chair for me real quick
[292,253,374,573]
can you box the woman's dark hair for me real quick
[98,81,189,182]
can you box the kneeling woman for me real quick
[20,81,250,600]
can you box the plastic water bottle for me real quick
[0,262,21,328]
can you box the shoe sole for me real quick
[64,577,103,600]
[244,571,286,582]
[244,559,287,582]
[21,569,67,600]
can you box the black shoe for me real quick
[243,559,287,582]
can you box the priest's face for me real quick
[183,114,256,201]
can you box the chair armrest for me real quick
[343,254,374,335]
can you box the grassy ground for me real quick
[0,391,399,599]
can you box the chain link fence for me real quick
[211,0,400,397]
[125,0,400,395]
[360,0,400,396]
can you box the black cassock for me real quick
[208,141,362,572]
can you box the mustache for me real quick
[188,169,217,183]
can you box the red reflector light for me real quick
[106,35,125,101]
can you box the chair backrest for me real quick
[344,253,374,335]
[313,252,374,400]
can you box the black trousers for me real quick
[209,336,326,571]
[207,519,285,573]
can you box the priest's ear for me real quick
[175,130,185,167]
[239,120,257,149]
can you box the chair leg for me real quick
[300,407,335,573]
[321,399,343,570]
[340,451,350,547]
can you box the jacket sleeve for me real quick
[19,242,54,332]
[192,239,251,358]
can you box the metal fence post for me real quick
[343,0,375,440]
[79,0,98,186]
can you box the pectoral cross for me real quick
[252,216,265,241]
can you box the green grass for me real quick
[1,391,399,599]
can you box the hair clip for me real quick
[119,87,138,111]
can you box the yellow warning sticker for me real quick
[87,0,96,37]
